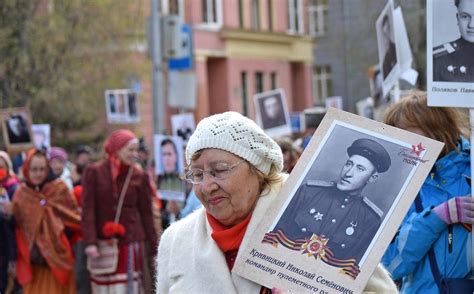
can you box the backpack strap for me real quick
[415,193,444,292]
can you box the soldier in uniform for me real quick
[261,95,286,130]
[381,14,397,79]
[273,138,391,264]
[433,0,474,82]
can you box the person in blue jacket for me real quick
[382,90,472,293]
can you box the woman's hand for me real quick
[433,195,474,224]
[85,245,100,258]
[271,287,287,294]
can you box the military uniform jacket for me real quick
[274,181,382,264]
[433,38,474,82]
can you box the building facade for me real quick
[171,0,314,123]
[307,0,425,112]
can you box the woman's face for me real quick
[162,142,178,173]
[0,158,8,171]
[191,148,261,227]
[117,142,139,166]
[29,155,49,186]
[50,158,65,176]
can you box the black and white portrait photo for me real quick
[5,114,30,144]
[428,0,474,107]
[270,124,416,267]
[432,0,474,83]
[0,108,33,152]
[232,108,444,293]
[254,89,291,138]
[376,0,399,96]
[171,113,195,143]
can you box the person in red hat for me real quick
[81,129,157,293]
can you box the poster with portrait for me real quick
[105,89,140,124]
[376,0,400,97]
[325,96,343,110]
[171,113,195,143]
[254,89,292,138]
[32,124,51,149]
[154,134,186,202]
[0,107,33,153]
[427,0,474,107]
[233,108,443,293]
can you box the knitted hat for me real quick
[49,147,68,163]
[186,112,283,175]
[104,129,137,155]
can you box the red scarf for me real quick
[206,213,252,270]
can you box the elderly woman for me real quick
[13,149,80,293]
[81,129,158,293]
[156,112,397,293]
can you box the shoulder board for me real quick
[433,42,456,58]
[363,197,383,218]
[306,180,335,187]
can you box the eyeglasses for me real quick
[184,160,245,184]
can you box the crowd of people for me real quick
[0,90,471,293]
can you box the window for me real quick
[251,0,261,30]
[238,0,244,28]
[267,0,273,31]
[161,0,185,21]
[202,0,222,28]
[255,72,264,94]
[308,0,328,37]
[270,72,277,89]
[313,65,332,105]
[287,0,303,34]
[241,72,248,116]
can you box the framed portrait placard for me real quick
[32,124,51,149]
[376,0,400,97]
[254,89,292,138]
[233,108,443,293]
[171,113,195,143]
[154,134,186,202]
[0,107,33,153]
[427,0,474,107]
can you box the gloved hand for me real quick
[433,195,474,224]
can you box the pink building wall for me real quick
[225,59,292,119]
[181,0,313,124]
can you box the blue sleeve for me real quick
[382,204,447,279]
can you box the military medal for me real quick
[345,221,357,236]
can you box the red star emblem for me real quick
[411,143,425,157]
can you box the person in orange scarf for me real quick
[13,149,80,294]
[81,129,157,293]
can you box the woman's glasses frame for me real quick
[184,160,246,184]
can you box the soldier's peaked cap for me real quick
[347,138,391,173]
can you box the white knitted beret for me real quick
[186,111,283,175]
